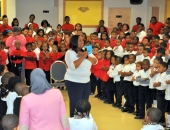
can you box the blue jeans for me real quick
[65,80,90,117]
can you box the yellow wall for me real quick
[166,0,170,18]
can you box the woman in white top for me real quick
[65,35,97,117]
[39,20,52,34]
[69,99,98,130]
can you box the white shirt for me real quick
[65,50,96,83]
[132,70,140,86]
[149,68,159,89]
[158,34,164,40]
[129,51,137,55]
[102,46,112,50]
[0,76,2,85]
[122,63,136,81]
[165,74,170,100]
[69,114,98,130]
[39,27,52,34]
[137,69,150,86]
[136,54,144,63]
[49,46,52,52]
[136,30,146,42]
[3,48,9,65]
[109,64,123,82]
[141,124,164,130]
[113,45,123,57]
[143,56,150,60]
[154,72,167,90]
[6,92,17,114]
[33,47,40,60]
[150,56,166,66]
[107,65,115,78]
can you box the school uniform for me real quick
[62,23,74,31]
[6,92,18,114]
[24,51,37,86]
[165,75,170,115]
[10,49,25,77]
[132,70,140,113]
[149,68,159,107]
[25,22,39,30]
[49,52,63,65]
[110,64,123,107]
[25,35,34,42]
[137,69,151,118]
[13,96,22,117]
[0,50,7,65]
[122,63,136,112]
[141,124,164,130]
[150,56,166,66]
[121,39,126,48]
[136,54,144,63]
[99,41,105,49]
[113,45,123,57]
[129,51,137,55]
[0,24,12,33]
[39,51,51,83]
[102,46,112,50]
[33,47,40,67]
[110,39,116,48]
[155,72,167,124]
[3,49,9,67]
[39,27,52,34]
[143,56,150,61]
[136,30,146,42]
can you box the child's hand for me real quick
[153,82,161,87]
[166,79,170,84]
[118,71,122,75]
[131,76,135,81]
[102,66,105,70]
[137,76,141,78]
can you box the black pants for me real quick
[11,62,22,77]
[44,70,50,83]
[123,81,135,110]
[151,89,157,101]
[134,86,139,112]
[25,69,33,86]
[106,78,116,103]
[65,80,90,117]
[96,78,102,96]
[0,99,7,130]
[115,81,123,105]
[156,90,165,124]
[138,86,152,117]
[101,80,107,97]
[90,73,97,93]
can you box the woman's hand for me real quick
[77,51,88,58]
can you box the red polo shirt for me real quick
[94,59,103,78]
[0,24,12,33]
[149,22,164,35]
[24,51,37,69]
[25,36,34,43]
[10,49,25,64]
[100,59,110,82]
[0,50,7,65]
[62,24,74,31]
[110,39,117,48]
[39,51,50,71]
[49,52,63,65]
[24,22,39,29]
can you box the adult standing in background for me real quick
[149,16,164,35]
[62,16,74,34]
[24,14,39,31]
[64,35,97,117]
[166,17,170,28]
[0,15,12,33]
[132,17,145,32]
[11,18,19,27]
[39,20,52,34]
[96,20,109,34]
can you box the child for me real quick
[32,42,40,67]
[141,107,164,130]
[33,34,39,43]
[130,31,136,40]
[149,57,163,108]
[106,55,117,104]
[111,56,123,108]
[43,34,48,43]
[0,42,7,65]
[49,43,63,65]
[142,37,150,46]
[135,59,151,119]
[0,65,8,85]
[37,29,45,43]
[72,23,82,35]
[58,43,67,61]
[153,62,168,125]
[131,61,142,116]
[24,42,37,86]
[113,38,123,57]
[110,31,117,48]
[99,50,113,100]
[120,54,136,113]
[128,42,136,55]
[13,82,27,117]
[10,40,25,77]
[143,48,151,60]
[94,42,101,50]
[48,38,55,52]
[100,33,109,49]
[1,114,19,130]
[56,24,62,33]
[136,45,145,62]
[69,99,98,130]
[39,43,50,83]
[102,38,112,50]
[118,32,126,48]
[132,37,139,51]
[63,33,70,49]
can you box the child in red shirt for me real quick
[100,33,109,49]
[37,29,45,43]
[99,50,113,100]
[48,38,55,52]
[0,42,7,65]
[39,43,50,83]
[49,44,63,65]
[63,34,70,49]
[24,42,37,85]
[43,34,48,43]
[119,32,126,48]
[10,40,25,77]
[110,31,117,48]
[58,43,67,61]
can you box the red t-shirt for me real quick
[38,36,44,43]
[39,51,50,71]
[62,24,74,31]
[10,49,25,64]
[149,22,164,35]
[110,39,116,48]
[132,25,145,32]
[100,59,110,82]
[0,24,12,33]
[24,51,37,69]
[121,39,126,48]
[25,36,34,43]
[24,22,39,29]
[93,59,103,78]
[100,40,105,49]
[49,52,63,65]
[0,50,7,65]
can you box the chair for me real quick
[50,61,67,87]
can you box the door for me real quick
[152,7,159,19]
[108,8,131,33]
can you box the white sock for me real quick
[124,98,126,104]
[153,100,157,108]
[168,115,170,127]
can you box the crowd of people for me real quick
[0,12,170,130]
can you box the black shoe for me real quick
[94,94,99,98]
[104,101,113,104]
[112,103,117,107]
[127,109,134,113]
[133,111,139,115]
[134,116,144,119]
[121,107,129,112]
